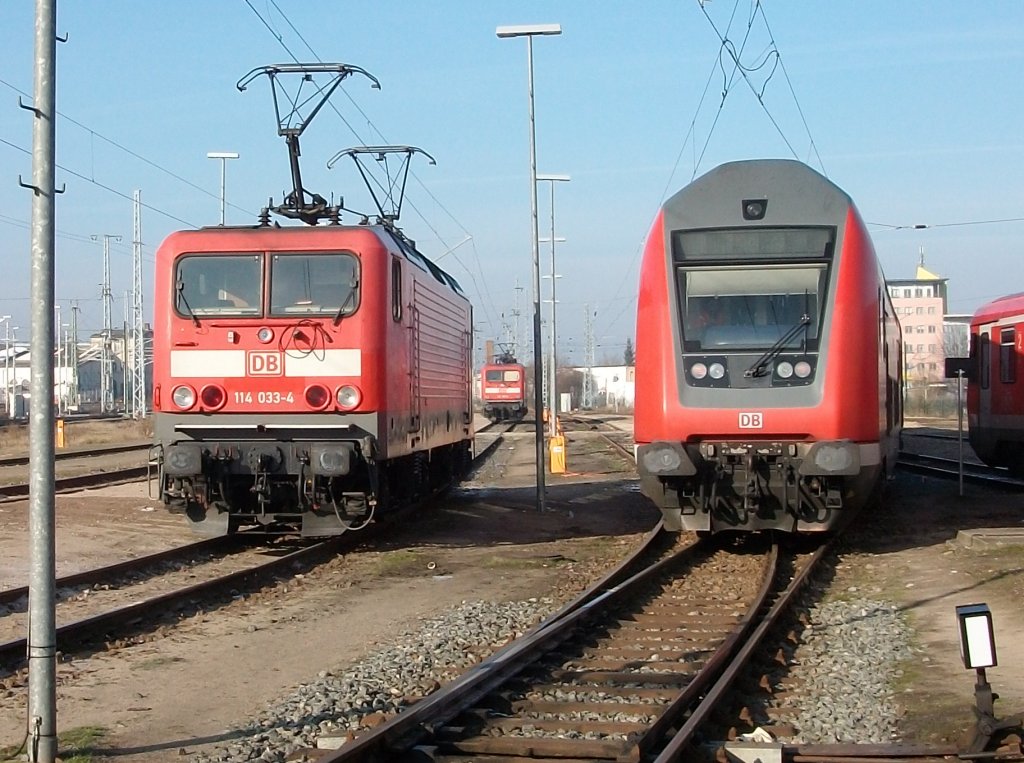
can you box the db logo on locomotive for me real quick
[247,351,283,376]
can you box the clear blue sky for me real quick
[1,2,1022,364]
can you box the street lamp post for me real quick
[496,22,561,512]
[537,173,569,437]
[207,151,239,225]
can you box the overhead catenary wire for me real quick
[0,76,255,223]
[242,0,504,340]
[594,1,742,345]
[869,216,1024,230]
[598,0,829,346]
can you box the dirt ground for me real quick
[0,418,1023,759]
[0,425,658,760]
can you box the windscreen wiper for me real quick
[743,313,811,378]
[175,281,201,328]
[332,281,358,327]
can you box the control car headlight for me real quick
[690,363,708,380]
[642,446,682,474]
[799,441,860,476]
[708,362,726,380]
[795,361,812,378]
[637,443,697,476]
[776,361,794,379]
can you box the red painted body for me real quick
[151,223,473,536]
[635,209,890,443]
[633,160,902,533]
[479,361,527,422]
[968,292,1024,474]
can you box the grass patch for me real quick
[59,726,107,763]
[134,655,185,670]
[372,550,436,577]
[0,725,106,763]
[479,553,573,571]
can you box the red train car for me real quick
[634,159,902,533]
[968,292,1024,475]
[151,223,473,536]
[480,359,527,422]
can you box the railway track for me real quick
[0,440,149,468]
[311,529,838,762]
[0,425,518,674]
[0,534,346,671]
[897,451,1024,490]
[0,440,151,502]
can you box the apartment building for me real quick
[887,255,948,384]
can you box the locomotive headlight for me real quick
[310,444,354,476]
[336,385,362,411]
[171,385,196,410]
[708,362,726,380]
[690,363,708,380]
[257,327,274,344]
[775,361,794,379]
[795,361,812,378]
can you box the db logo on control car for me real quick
[739,412,763,429]
[247,351,283,376]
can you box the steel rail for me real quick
[315,527,697,762]
[0,441,150,467]
[0,535,240,607]
[655,540,831,761]
[1,426,511,669]
[0,537,342,669]
[897,452,1023,490]
[0,465,149,503]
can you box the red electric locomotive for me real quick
[150,64,474,536]
[967,292,1024,476]
[480,352,527,423]
[634,159,902,533]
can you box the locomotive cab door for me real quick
[979,327,992,426]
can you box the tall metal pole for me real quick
[92,233,120,413]
[207,151,239,225]
[132,190,146,418]
[26,0,58,758]
[69,302,80,411]
[497,22,561,511]
[538,174,569,436]
[526,35,546,503]
[54,304,61,416]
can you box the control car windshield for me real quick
[744,313,811,378]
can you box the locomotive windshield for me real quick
[175,254,262,316]
[270,253,360,317]
[485,369,521,382]
[673,227,833,352]
[173,251,361,319]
